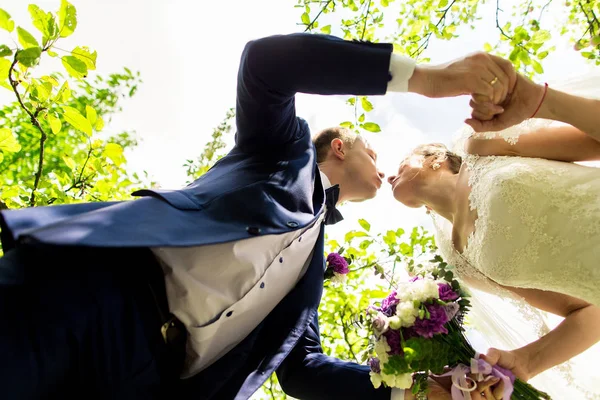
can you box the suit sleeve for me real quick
[276,313,392,400]
[235,33,393,153]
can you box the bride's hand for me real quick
[481,348,532,382]
[466,73,546,132]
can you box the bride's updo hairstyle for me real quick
[409,143,462,174]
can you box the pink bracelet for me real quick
[530,82,548,118]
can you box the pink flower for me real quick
[326,253,349,274]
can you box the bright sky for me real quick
[1,0,594,240]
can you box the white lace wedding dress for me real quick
[459,153,600,306]
[430,72,600,399]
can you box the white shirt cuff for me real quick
[387,53,416,92]
[391,388,406,400]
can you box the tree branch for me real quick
[304,0,334,32]
[8,52,48,207]
[0,200,8,210]
[361,0,372,40]
[341,306,359,362]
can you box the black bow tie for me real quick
[324,185,344,225]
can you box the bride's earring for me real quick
[425,206,432,215]
[432,162,441,170]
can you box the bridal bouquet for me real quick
[364,258,551,399]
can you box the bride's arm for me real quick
[492,286,600,380]
[465,125,600,162]
[536,86,600,142]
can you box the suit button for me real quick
[286,221,298,228]
[260,282,265,289]
[246,226,261,235]
[226,311,233,317]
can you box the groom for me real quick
[0,33,514,399]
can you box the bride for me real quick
[388,70,600,398]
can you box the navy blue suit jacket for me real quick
[0,33,393,399]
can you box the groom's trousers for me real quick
[0,245,185,399]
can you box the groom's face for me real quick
[344,138,385,202]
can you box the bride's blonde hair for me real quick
[409,143,462,174]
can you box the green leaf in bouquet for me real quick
[444,270,453,282]
[451,280,460,291]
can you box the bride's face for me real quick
[387,154,428,207]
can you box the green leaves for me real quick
[47,113,61,134]
[0,57,11,90]
[0,44,11,57]
[62,106,92,136]
[17,27,39,49]
[359,218,371,232]
[361,96,374,112]
[71,46,97,70]
[321,24,332,34]
[62,55,87,78]
[16,47,42,67]
[61,47,97,78]
[0,128,21,153]
[58,0,77,38]
[0,8,14,32]
[362,122,381,132]
[301,12,311,25]
[28,4,59,46]
[531,29,551,44]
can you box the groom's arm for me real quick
[276,314,408,400]
[235,33,413,152]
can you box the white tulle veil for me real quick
[430,70,600,399]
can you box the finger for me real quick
[471,94,492,104]
[477,377,500,392]
[483,386,497,400]
[472,78,495,99]
[484,348,501,365]
[492,380,505,399]
[471,109,495,121]
[489,54,518,95]
[469,99,504,115]
[485,61,509,104]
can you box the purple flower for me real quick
[411,304,449,339]
[409,276,421,282]
[381,291,399,316]
[326,253,349,275]
[438,283,459,301]
[443,302,460,320]
[383,330,402,355]
[368,357,381,373]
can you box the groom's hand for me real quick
[408,52,516,104]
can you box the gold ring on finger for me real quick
[490,76,499,85]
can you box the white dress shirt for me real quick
[151,52,414,396]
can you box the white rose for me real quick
[370,371,383,389]
[396,301,419,327]
[396,373,413,389]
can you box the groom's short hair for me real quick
[312,127,358,164]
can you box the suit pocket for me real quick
[131,189,202,211]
